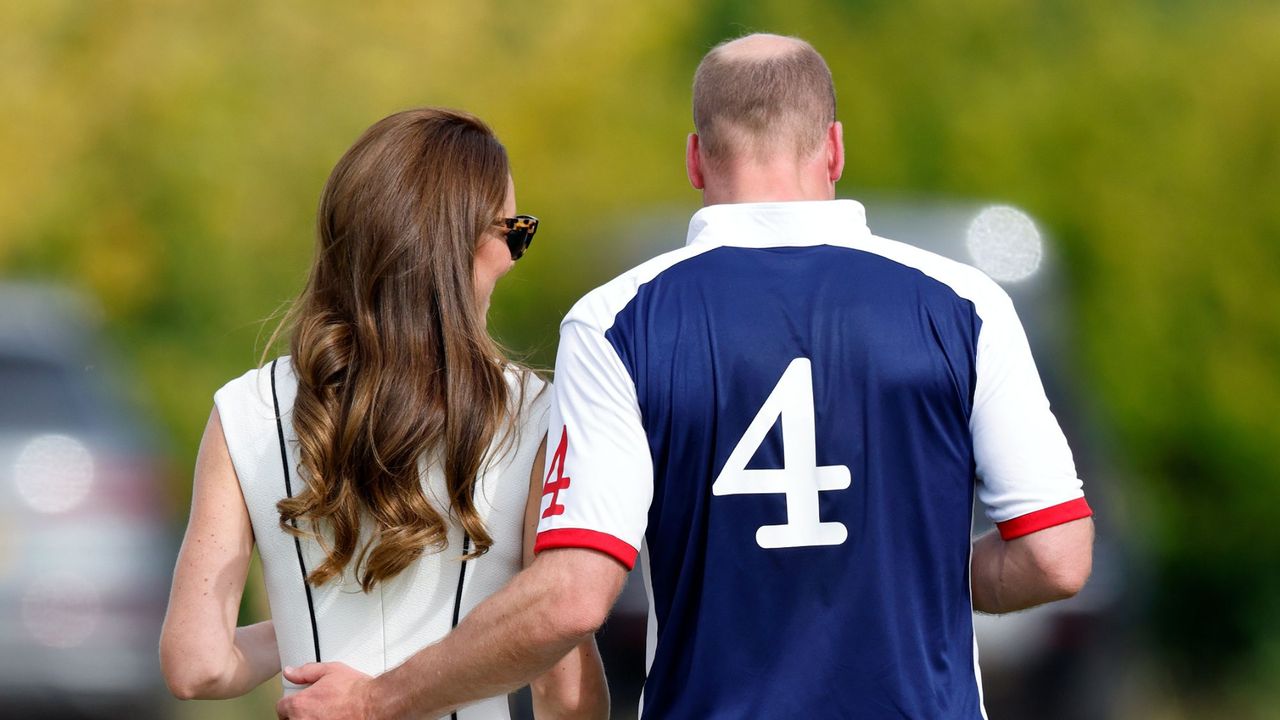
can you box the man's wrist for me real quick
[366,663,450,720]
[366,670,402,720]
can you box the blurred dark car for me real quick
[0,283,173,719]
[536,199,1134,720]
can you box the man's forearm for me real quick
[971,517,1094,614]
[370,549,624,720]
[531,638,610,720]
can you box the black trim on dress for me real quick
[271,358,322,664]
[449,533,472,720]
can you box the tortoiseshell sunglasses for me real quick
[494,215,538,260]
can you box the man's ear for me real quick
[827,121,845,184]
[686,133,706,190]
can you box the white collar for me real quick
[684,199,870,249]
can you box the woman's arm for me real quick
[523,437,611,720]
[160,406,281,699]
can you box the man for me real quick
[279,33,1094,719]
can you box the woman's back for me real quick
[214,356,549,717]
[161,108,606,719]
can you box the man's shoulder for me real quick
[562,243,714,332]
[859,232,1012,312]
[559,229,1015,333]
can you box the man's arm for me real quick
[277,547,627,720]
[971,516,1094,614]
[522,439,611,720]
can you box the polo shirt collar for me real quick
[685,199,870,249]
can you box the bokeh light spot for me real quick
[13,434,95,514]
[965,205,1044,283]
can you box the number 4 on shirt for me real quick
[713,358,850,549]
[542,427,571,519]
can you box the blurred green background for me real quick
[2,0,1278,717]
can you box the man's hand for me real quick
[276,663,375,720]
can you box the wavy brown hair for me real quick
[271,108,521,591]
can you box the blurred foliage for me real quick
[2,0,1278,714]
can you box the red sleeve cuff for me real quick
[996,497,1093,540]
[534,528,638,570]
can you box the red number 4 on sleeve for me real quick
[541,426,571,519]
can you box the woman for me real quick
[159,108,608,719]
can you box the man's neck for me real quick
[700,159,834,206]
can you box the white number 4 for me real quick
[712,358,850,549]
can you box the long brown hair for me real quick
[273,108,519,591]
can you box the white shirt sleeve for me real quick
[532,319,653,569]
[971,288,1092,539]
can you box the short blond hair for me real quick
[693,34,836,163]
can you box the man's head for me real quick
[688,33,842,203]
[693,33,835,162]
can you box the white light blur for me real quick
[13,433,95,514]
[965,205,1044,283]
[21,573,101,648]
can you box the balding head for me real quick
[693,34,836,165]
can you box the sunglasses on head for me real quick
[494,215,539,260]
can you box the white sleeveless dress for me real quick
[214,356,550,719]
